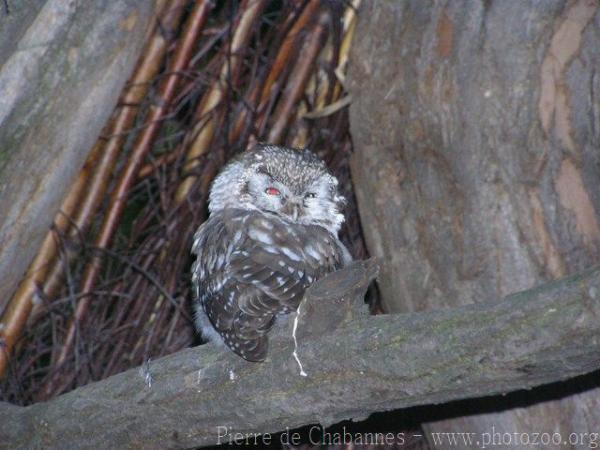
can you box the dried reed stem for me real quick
[289,0,360,147]
[175,0,268,204]
[41,0,212,396]
[237,0,322,141]
[267,10,329,144]
[0,0,188,379]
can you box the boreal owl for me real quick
[191,144,351,361]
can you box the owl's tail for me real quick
[220,329,269,362]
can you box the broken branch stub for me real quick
[290,258,378,341]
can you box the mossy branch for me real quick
[1,261,599,449]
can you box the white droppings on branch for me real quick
[195,368,205,387]
[292,301,307,377]
[139,359,153,388]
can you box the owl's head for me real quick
[209,144,346,233]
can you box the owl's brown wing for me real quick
[191,209,344,362]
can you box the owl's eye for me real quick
[265,187,281,196]
[305,192,317,199]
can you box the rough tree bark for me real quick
[0,0,158,313]
[348,0,600,448]
[0,261,599,449]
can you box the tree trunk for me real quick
[0,0,158,313]
[348,0,600,448]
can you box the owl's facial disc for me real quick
[208,144,346,234]
[243,168,344,232]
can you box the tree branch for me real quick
[1,262,599,449]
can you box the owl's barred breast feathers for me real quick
[191,144,350,361]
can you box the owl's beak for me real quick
[284,199,302,221]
